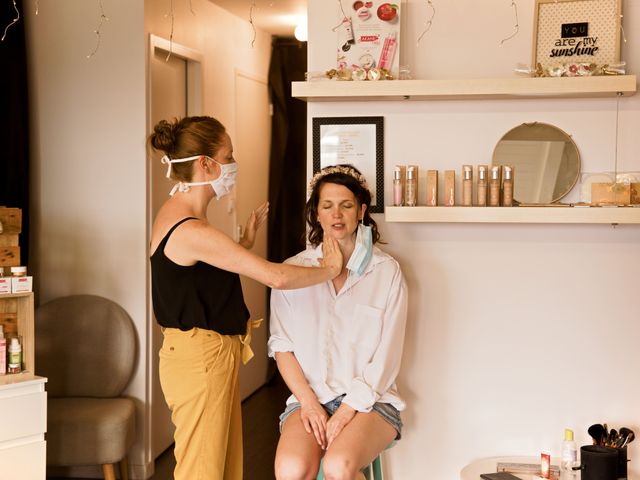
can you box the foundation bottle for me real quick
[477,165,488,206]
[462,165,473,206]
[489,165,501,207]
[444,170,455,206]
[405,165,417,206]
[502,165,514,207]
[426,170,438,206]
[393,166,403,206]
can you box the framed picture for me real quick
[532,0,622,71]
[312,116,384,213]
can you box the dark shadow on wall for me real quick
[0,0,30,266]
[267,38,307,264]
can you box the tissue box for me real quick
[0,277,11,294]
[11,276,32,293]
[591,183,630,205]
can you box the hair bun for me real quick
[150,119,177,153]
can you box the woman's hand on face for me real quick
[299,400,328,449]
[325,403,356,447]
[319,233,343,278]
[240,201,269,249]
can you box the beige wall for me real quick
[309,0,640,478]
[26,0,271,477]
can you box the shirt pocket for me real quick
[347,304,384,352]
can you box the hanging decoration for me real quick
[86,0,109,58]
[416,0,435,46]
[499,0,519,46]
[1,0,20,41]
[249,0,257,48]
[165,0,175,61]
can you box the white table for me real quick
[461,456,580,480]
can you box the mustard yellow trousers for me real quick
[159,327,243,480]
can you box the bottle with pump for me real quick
[393,166,403,206]
[0,325,6,375]
[8,336,22,374]
[561,428,577,473]
[405,166,417,206]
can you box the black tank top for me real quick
[150,217,249,335]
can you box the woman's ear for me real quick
[359,203,367,220]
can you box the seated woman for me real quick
[269,164,408,480]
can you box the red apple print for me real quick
[353,1,364,10]
[377,3,398,21]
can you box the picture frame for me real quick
[532,0,622,71]
[312,116,384,213]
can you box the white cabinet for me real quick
[0,377,47,479]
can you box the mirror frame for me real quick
[491,122,581,204]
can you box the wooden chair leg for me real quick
[120,456,130,480]
[102,463,117,480]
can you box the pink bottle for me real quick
[378,32,397,71]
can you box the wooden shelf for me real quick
[384,206,640,224]
[292,75,637,101]
[0,292,34,386]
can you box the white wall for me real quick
[26,0,271,477]
[308,1,640,478]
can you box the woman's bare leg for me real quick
[321,412,396,480]
[275,410,324,480]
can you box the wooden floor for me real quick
[48,373,290,480]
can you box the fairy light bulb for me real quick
[294,20,308,42]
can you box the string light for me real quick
[332,0,348,31]
[249,0,257,48]
[416,0,435,46]
[165,0,174,61]
[1,0,20,42]
[500,0,519,46]
[35,0,39,15]
[618,13,626,44]
[87,0,109,58]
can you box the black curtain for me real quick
[0,0,30,266]
[267,38,307,263]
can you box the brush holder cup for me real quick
[578,445,628,480]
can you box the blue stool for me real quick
[316,454,383,480]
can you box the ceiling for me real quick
[209,0,307,37]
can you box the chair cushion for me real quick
[47,397,136,466]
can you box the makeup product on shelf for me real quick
[489,165,501,207]
[477,165,488,206]
[393,166,403,206]
[502,165,514,206]
[405,165,418,206]
[0,325,6,375]
[561,428,577,473]
[378,32,397,71]
[541,452,551,479]
[444,170,455,206]
[8,336,22,374]
[462,165,473,206]
[426,170,438,206]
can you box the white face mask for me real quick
[161,155,238,199]
[346,222,373,276]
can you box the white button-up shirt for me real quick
[268,244,408,412]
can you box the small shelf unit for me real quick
[292,75,637,101]
[0,292,35,386]
[384,206,640,224]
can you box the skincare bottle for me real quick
[489,165,501,207]
[444,170,455,206]
[393,166,403,206]
[502,165,514,207]
[8,336,22,374]
[561,428,577,472]
[426,170,438,206]
[477,165,488,206]
[405,165,417,206]
[0,325,6,375]
[462,165,473,206]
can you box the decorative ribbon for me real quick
[240,318,263,365]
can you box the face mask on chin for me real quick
[162,154,238,199]
[346,222,373,276]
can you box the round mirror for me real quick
[492,122,581,204]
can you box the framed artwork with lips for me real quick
[335,0,402,78]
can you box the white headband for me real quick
[160,155,202,179]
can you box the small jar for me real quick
[10,266,27,277]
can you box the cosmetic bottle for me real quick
[462,165,473,206]
[477,165,488,206]
[393,166,403,206]
[8,336,22,374]
[0,325,6,375]
[489,166,501,207]
[502,165,514,207]
[405,165,417,206]
[426,170,438,206]
[378,32,397,71]
[561,428,577,472]
[444,170,455,206]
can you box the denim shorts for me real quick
[279,394,402,440]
